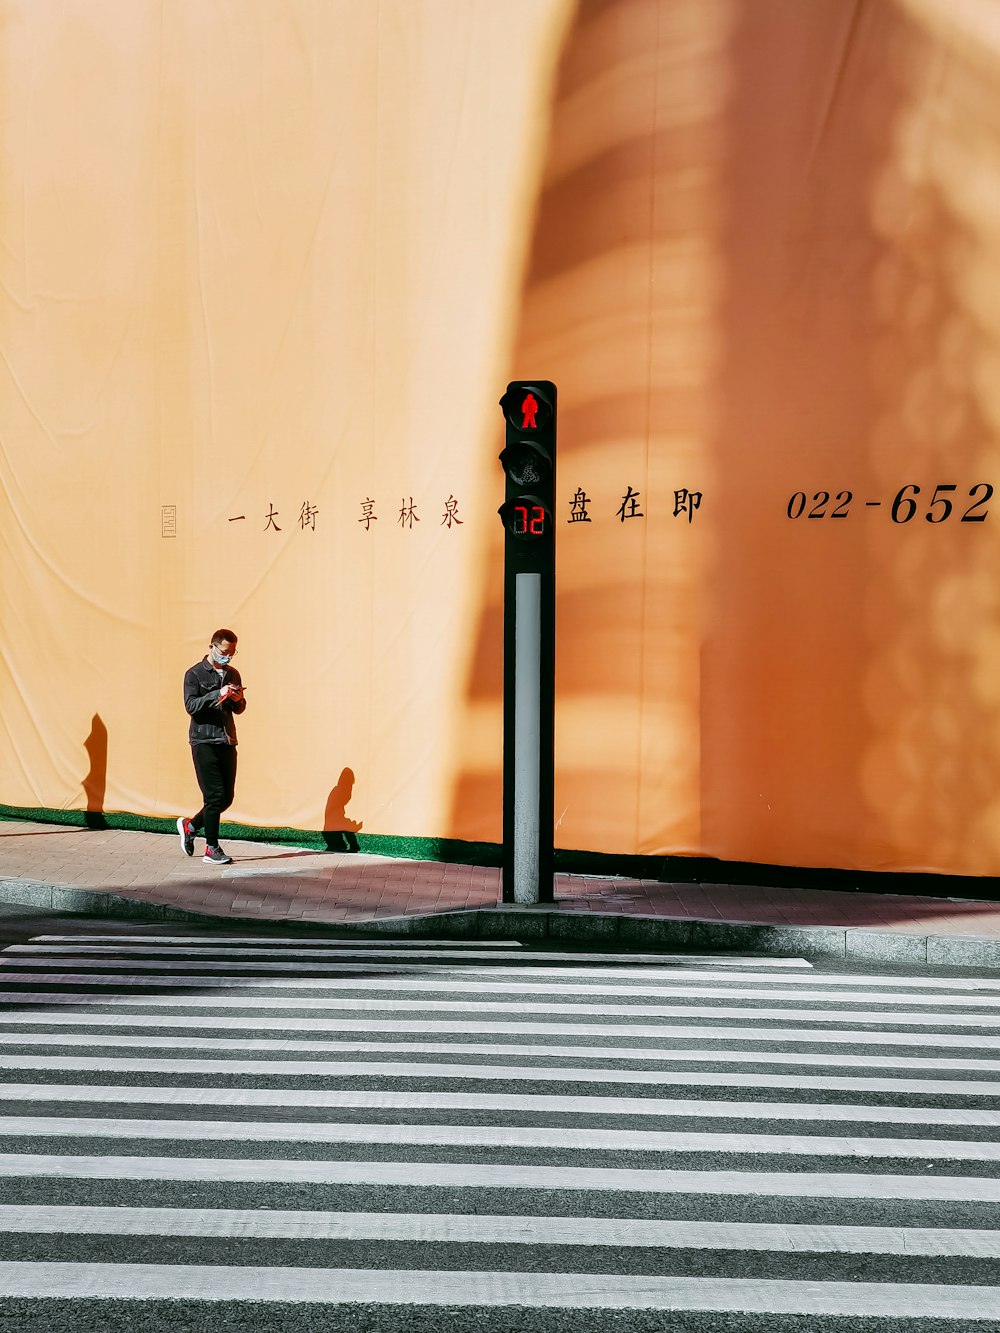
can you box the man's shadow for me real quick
[82,713,109,830]
[323,767,362,852]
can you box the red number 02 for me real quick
[529,506,545,535]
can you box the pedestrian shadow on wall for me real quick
[323,767,362,852]
[82,713,108,830]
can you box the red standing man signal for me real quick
[521,393,538,429]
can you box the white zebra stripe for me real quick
[19,949,997,992]
[6,945,814,969]
[27,938,814,969]
[28,935,526,949]
[0,1055,993,1094]
[0,1264,997,1315]
[3,1210,997,1258]
[1,1156,998,1201]
[3,1116,999,1161]
[3,991,998,1027]
[19,1264,1000,1316]
[1,1032,998,1072]
[3,972,1000,1006]
[0,953,988,993]
[2,1048,997,1075]
[1,1083,997,1127]
[2,1206,998,1256]
[7,958,1000,1005]
[0,1011,993,1050]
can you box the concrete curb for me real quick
[1,878,999,967]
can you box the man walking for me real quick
[177,629,246,865]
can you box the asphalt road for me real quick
[0,910,998,1332]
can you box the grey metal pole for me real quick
[512,571,541,903]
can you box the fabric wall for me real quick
[3,0,1000,875]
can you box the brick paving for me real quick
[1,818,1000,940]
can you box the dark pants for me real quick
[191,743,237,848]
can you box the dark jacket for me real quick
[183,658,246,746]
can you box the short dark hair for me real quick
[211,629,238,646]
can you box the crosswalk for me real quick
[1,928,999,1329]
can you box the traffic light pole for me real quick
[498,381,556,905]
[512,572,542,899]
[507,566,554,903]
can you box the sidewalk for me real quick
[2,818,1000,966]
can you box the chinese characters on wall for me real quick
[225,488,705,533]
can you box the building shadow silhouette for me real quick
[449,0,1000,883]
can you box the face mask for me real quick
[210,648,231,666]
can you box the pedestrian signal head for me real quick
[498,381,556,545]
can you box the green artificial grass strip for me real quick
[0,804,163,834]
[0,802,504,867]
[0,803,664,874]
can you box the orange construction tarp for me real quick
[3,0,1000,876]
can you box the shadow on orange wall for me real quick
[451,0,1000,876]
[82,713,108,831]
[450,0,734,855]
[323,767,362,852]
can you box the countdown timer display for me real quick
[498,496,551,538]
